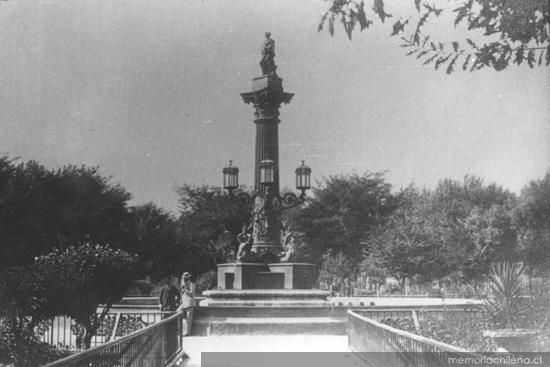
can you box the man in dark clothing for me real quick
[159,277,180,312]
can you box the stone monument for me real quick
[200,33,329,307]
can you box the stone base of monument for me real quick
[193,262,346,335]
[216,263,318,290]
[192,305,347,336]
[205,262,328,307]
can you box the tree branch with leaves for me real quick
[319,0,550,72]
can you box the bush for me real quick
[418,312,493,352]
[381,280,401,295]
[485,262,529,330]
[381,318,416,333]
[0,266,56,367]
[125,279,155,296]
[34,244,138,349]
[195,271,217,295]
[387,311,493,352]
[0,321,72,367]
[523,294,550,352]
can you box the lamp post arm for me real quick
[272,191,307,212]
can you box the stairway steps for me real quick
[194,306,348,319]
[192,316,347,336]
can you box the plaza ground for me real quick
[179,296,482,366]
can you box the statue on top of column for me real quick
[260,32,277,75]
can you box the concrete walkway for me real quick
[180,335,362,367]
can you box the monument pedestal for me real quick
[216,262,319,290]
[196,263,336,334]
[201,262,329,307]
[217,263,272,290]
[268,263,317,290]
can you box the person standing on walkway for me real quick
[159,277,180,314]
[179,272,195,320]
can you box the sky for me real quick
[0,0,548,214]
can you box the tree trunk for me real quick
[74,317,97,350]
[82,318,93,350]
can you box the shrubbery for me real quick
[419,312,493,352]
[385,263,550,352]
[380,318,416,333]
[0,244,137,366]
[125,279,155,296]
[195,270,217,295]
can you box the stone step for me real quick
[192,316,347,336]
[195,306,348,319]
[199,299,331,307]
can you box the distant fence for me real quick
[41,311,170,349]
[42,312,184,367]
[351,289,484,298]
[348,310,482,367]
[329,297,483,310]
[354,307,480,321]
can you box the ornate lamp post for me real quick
[295,160,312,195]
[221,32,312,263]
[222,158,311,261]
[222,160,239,193]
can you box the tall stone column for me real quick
[241,73,293,259]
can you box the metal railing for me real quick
[41,312,169,349]
[42,312,185,367]
[354,307,480,320]
[348,310,483,367]
[351,289,484,298]
[330,296,483,306]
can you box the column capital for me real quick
[241,74,293,119]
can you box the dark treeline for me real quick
[1,155,549,284]
[1,155,549,364]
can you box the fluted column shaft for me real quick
[254,117,280,196]
[241,74,293,257]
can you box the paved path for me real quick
[181,335,363,367]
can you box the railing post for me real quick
[111,312,121,342]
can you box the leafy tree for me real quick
[34,244,138,349]
[359,239,389,293]
[319,0,549,72]
[461,203,518,272]
[513,173,550,273]
[0,156,132,268]
[0,266,57,367]
[0,267,48,337]
[361,201,451,291]
[122,203,185,281]
[320,251,353,284]
[422,176,517,281]
[358,185,451,288]
[361,178,517,286]
[294,172,399,267]
[177,184,252,274]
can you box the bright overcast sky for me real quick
[1,0,549,213]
